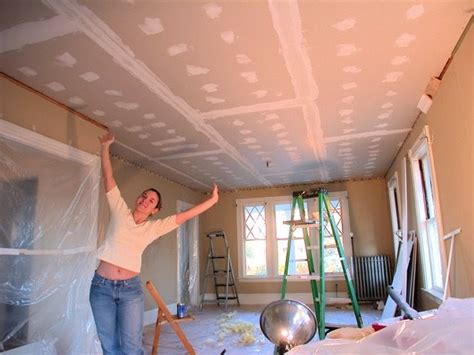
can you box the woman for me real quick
[90,132,218,354]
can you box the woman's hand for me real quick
[99,131,115,147]
[210,183,219,204]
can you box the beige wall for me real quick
[1,75,204,311]
[386,23,473,309]
[200,179,393,296]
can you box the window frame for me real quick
[387,172,402,256]
[408,126,447,300]
[236,191,352,282]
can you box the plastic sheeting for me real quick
[289,297,474,354]
[0,120,101,353]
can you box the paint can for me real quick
[177,303,186,319]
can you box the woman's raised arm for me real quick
[99,132,117,193]
[175,184,219,225]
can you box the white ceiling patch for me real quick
[55,52,77,67]
[205,156,218,161]
[161,144,198,152]
[325,128,411,143]
[385,90,397,97]
[125,126,143,132]
[69,96,85,105]
[201,83,219,93]
[203,3,223,19]
[240,71,258,83]
[341,118,353,125]
[105,89,123,96]
[18,66,37,77]
[139,133,150,139]
[339,109,353,117]
[115,102,139,110]
[93,110,105,116]
[342,95,355,104]
[236,54,252,64]
[233,119,244,126]
[407,4,424,20]
[168,43,192,56]
[239,129,252,135]
[143,113,156,120]
[381,102,393,109]
[382,72,403,83]
[151,122,166,128]
[278,139,291,145]
[206,96,225,104]
[241,137,257,144]
[45,81,65,92]
[220,31,236,44]
[139,17,164,35]
[271,123,285,132]
[342,82,358,90]
[80,71,99,82]
[276,132,288,138]
[109,120,123,127]
[391,56,410,66]
[343,128,356,134]
[167,129,176,134]
[371,137,382,143]
[337,44,360,57]
[332,18,356,31]
[252,90,268,98]
[342,66,362,74]
[248,145,261,150]
[395,33,416,47]
[378,111,393,119]
[186,64,210,76]
[151,136,186,146]
[375,123,388,128]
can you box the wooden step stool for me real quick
[146,281,195,355]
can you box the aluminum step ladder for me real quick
[280,188,363,340]
[200,231,240,310]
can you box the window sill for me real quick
[421,288,443,305]
[238,274,346,282]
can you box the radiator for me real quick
[352,255,393,302]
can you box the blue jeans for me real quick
[89,272,144,355]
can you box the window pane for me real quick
[277,239,308,275]
[325,247,342,273]
[275,202,306,240]
[427,219,443,289]
[245,240,267,276]
[244,205,266,240]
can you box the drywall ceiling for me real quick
[1,1,471,191]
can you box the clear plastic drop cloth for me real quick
[0,121,102,354]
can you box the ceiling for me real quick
[1,1,471,191]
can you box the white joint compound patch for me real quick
[201,83,219,93]
[252,90,267,98]
[115,101,139,110]
[55,52,77,67]
[240,71,258,83]
[168,43,192,56]
[69,96,85,105]
[233,119,244,126]
[151,122,166,128]
[205,156,218,161]
[139,17,164,35]
[45,81,65,92]
[105,89,123,96]
[371,137,382,143]
[143,113,156,119]
[203,3,223,19]
[341,118,353,125]
[382,72,403,83]
[395,33,416,47]
[332,18,356,31]
[161,144,198,152]
[343,128,356,134]
[407,4,424,20]
[385,90,397,97]
[167,129,176,134]
[206,96,225,104]
[151,136,186,146]
[125,126,143,132]
[93,110,105,116]
[381,102,393,109]
[139,133,150,139]
[220,31,235,44]
[80,71,99,82]
[186,64,210,76]
[378,111,393,119]
[337,44,360,56]
[239,129,252,135]
[236,54,251,64]
[271,123,285,131]
[18,66,37,76]
[278,139,291,145]
[375,123,388,128]
[109,120,123,127]
[391,56,410,66]
[342,96,355,104]
[276,132,288,138]
[248,145,261,150]
[342,66,362,74]
[241,137,257,144]
[342,82,358,90]
[339,109,353,117]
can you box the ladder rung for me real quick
[211,256,226,259]
[306,245,319,250]
[285,275,320,281]
[217,296,238,300]
[215,283,235,287]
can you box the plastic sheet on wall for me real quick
[0,120,102,354]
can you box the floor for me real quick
[143,304,382,355]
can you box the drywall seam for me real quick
[43,0,271,187]
[200,98,304,120]
[324,128,411,144]
[154,149,224,161]
[267,0,328,181]
[0,14,77,53]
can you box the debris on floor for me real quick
[216,311,257,345]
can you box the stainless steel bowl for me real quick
[260,299,317,352]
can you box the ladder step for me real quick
[285,275,320,281]
[211,256,226,259]
[215,283,235,287]
[283,220,318,228]
[217,296,238,300]
[306,245,319,250]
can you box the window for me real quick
[409,126,446,297]
[387,172,402,255]
[236,192,352,280]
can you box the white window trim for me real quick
[236,191,352,282]
[408,125,447,298]
[387,172,402,255]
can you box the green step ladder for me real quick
[280,188,363,340]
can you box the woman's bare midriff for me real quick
[96,260,139,280]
